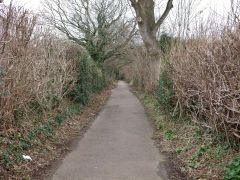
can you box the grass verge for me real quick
[134,90,239,180]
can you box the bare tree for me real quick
[129,0,173,89]
[42,0,136,65]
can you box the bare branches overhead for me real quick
[155,0,173,31]
[42,0,136,63]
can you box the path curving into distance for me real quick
[50,81,168,180]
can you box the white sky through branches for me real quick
[2,0,232,36]
[2,0,232,15]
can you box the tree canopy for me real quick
[43,0,136,64]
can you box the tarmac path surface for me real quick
[51,81,168,180]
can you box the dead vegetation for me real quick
[0,2,79,135]
[123,1,240,142]
[171,19,240,142]
[0,2,108,178]
[122,1,240,178]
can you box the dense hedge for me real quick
[171,27,240,141]
[0,4,107,176]
[68,52,105,105]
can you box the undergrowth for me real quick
[135,90,239,179]
[223,155,240,180]
[0,102,81,169]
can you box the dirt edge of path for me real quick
[32,84,116,180]
[131,88,189,180]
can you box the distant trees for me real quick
[43,0,136,65]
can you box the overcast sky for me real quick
[2,0,232,15]
[3,0,42,10]
[2,0,232,27]
[199,0,232,18]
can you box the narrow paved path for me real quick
[51,81,168,180]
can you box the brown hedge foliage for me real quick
[0,3,79,135]
[171,26,240,140]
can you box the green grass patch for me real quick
[134,89,238,179]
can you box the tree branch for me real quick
[129,0,141,16]
[129,0,137,7]
[104,20,137,60]
[155,0,173,31]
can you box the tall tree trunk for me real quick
[130,0,173,90]
[139,27,161,89]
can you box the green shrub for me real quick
[223,155,240,180]
[155,58,176,112]
[155,33,177,113]
[159,33,172,55]
[68,53,105,105]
